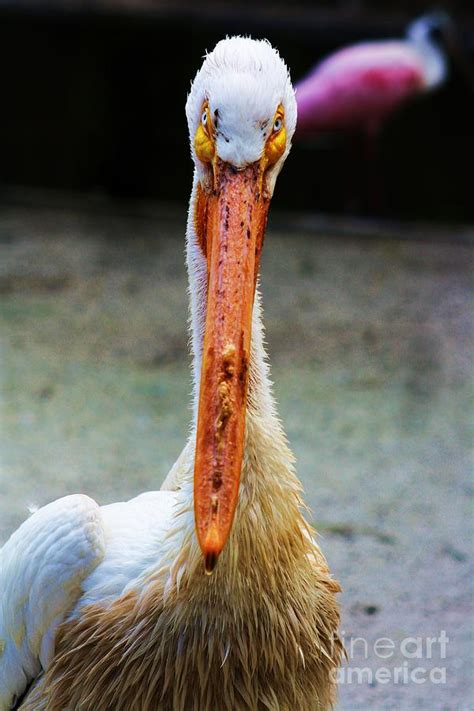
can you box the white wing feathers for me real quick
[74,490,178,613]
[0,495,105,711]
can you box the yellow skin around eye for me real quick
[265,123,287,165]
[194,105,215,163]
[264,105,286,166]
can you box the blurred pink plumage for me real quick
[296,14,448,139]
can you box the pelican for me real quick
[0,37,342,711]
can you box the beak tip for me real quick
[200,521,224,574]
[204,550,220,574]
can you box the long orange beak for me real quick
[194,160,269,573]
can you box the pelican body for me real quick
[0,38,342,711]
[296,14,448,138]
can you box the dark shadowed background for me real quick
[0,0,473,219]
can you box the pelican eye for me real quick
[265,104,286,166]
[195,102,215,163]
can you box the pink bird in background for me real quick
[294,13,457,213]
[296,13,450,141]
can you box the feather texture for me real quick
[0,495,105,710]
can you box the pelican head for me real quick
[186,37,297,572]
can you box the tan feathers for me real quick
[23,412,342,711]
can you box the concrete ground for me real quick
[0,195,472,710]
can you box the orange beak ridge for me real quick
[193,160,269,572]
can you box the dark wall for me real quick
[0,3,473,220]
